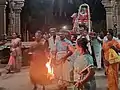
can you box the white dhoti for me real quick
[94,49,101,68]
[54,51,70,83]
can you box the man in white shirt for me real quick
[103,36,118,43]
[48,28,60,58]
[103,29,118,43]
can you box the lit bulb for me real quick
[62,26,67,29]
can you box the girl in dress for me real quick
[6,33,22,73]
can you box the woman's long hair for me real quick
[77,37,89,54]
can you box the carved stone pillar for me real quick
[13,0,24,36]
[14,9,21,35]
[106,7,114,29]
[102,0,120,34]
[102,0,115,30]
[8,0,24,36]
[117,1,120,33]
[8,0,15,35]
[0,0,7,36]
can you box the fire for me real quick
[46,58,54,80]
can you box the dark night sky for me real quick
[21,0,106,32]
[22,0,106,20]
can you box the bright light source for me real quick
[62,26,67,29]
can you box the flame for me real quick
[46,58,54,80]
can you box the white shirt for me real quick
[48,35,60,52]
[103,36,118,43]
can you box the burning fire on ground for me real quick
[46,58,54,80]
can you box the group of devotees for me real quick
[3,25,120,90]
[28,26,96,90]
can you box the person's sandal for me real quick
[6,69,11,74]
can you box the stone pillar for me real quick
[106,7,113,29]
[14,9,21,35]
[8,5,14,35]
[8,0,24,36]
[8,0,15,35]
[102,0,116,30]
[117,1,120,33]
[0,0,7,36]
[13,0,24,36]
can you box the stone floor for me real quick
[0,67,119,90]
[0,67,106,90]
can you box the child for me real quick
[6,43,17,73]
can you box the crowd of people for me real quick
[1,25,120,90]
[27,25,120,90]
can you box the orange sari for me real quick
[103,40,120,90]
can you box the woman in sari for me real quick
[103,31,120,90]
[74,38,96,90]
[28,31,49,90]
[7,33,22,73]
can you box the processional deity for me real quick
[71,4,91,33]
